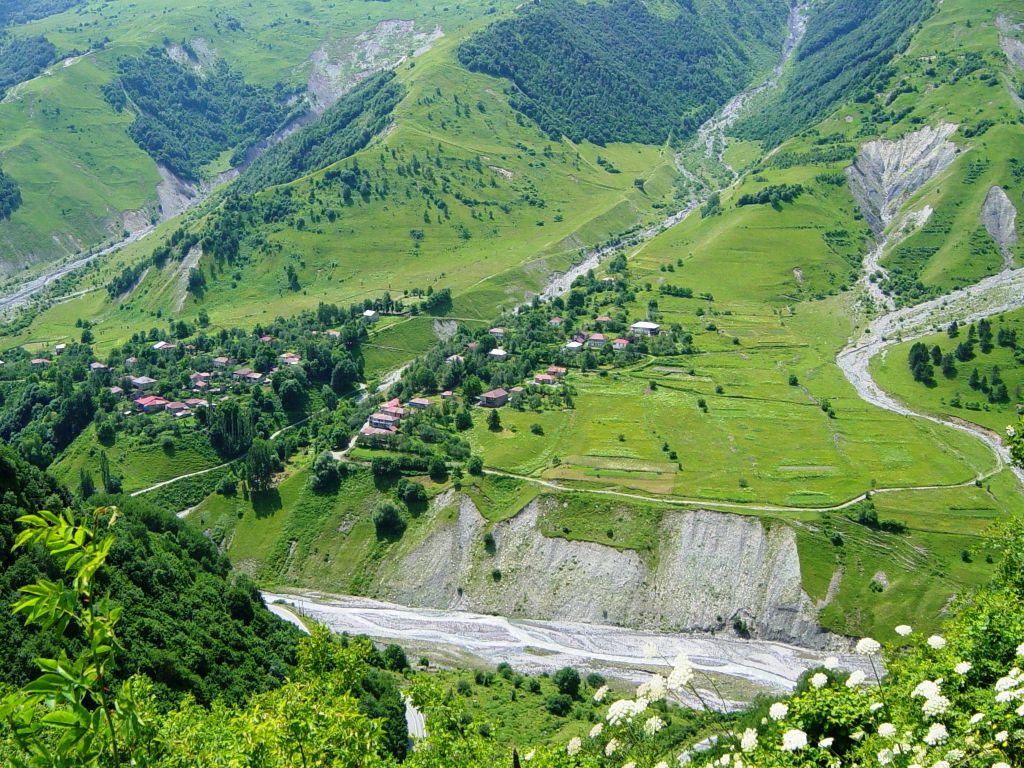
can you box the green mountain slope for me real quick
[0,445,301,706]
[0,0,514,270]
[457,0,790,144]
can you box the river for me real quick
[262,592,867,711]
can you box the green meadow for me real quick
[50,419,224,494]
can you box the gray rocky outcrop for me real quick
[846,123,959,235]
[982,185,1018,268]
[376,495,830,648]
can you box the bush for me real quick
[467,455,483,475]
[373,501,406,539]
[545,693,573,716]
[395,478,428,509]
[309,451,341,492]
[552,666,580,698]
[428,456,448,483]
[217,476,238,497]
[586,672,606,689]
[382,644,409,671]
[371,456,400,479]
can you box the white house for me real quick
[630,321,661,336]
[488,348,509,362]
[363,309,379,323]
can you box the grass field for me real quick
[50,419,223,494]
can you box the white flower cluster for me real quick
[912,678,950,718]
[994,666,1024,704]
[557,630,1024,768]
[855,636,881,655]
[667,654,694,692]
[606,697,647,726]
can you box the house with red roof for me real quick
[134,395,168,413]
[368,412,401,430]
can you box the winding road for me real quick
[837,265,1024,485]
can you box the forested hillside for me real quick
[0,167,20,220]
[0,446,302,707]
[236,71,405,193]
[0,0,82,28]
[0,35,56,97]
[103,48,294,180]
[457,0,790,144]
[735,0,934,145]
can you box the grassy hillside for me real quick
[872,310,1024,433]
[0,0,515,269]
[2,38,681,351]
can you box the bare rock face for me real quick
[378,495,829,648]
[982,186,1019,268]
[846,123,959,235]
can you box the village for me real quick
[357,316,661,443]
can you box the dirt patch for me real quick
[169,243,203,312]
[432,319,458,340]
[488,165,513,181]
[122,209,151,235]
[308,20,444,113]
[846,123,958,236]
[155,165,199,220]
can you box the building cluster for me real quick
[34,336,311,422]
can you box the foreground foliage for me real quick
[0,447,300,708]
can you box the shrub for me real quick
[309,451,341,492]
[545,693,573,716]
[373,501,406,539]
[382,644,409,671]
[552,666,580,698]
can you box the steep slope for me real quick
[0,446,301,706]
[380,493,824,646]
[735,0,934,146]
[457,0,790,145]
